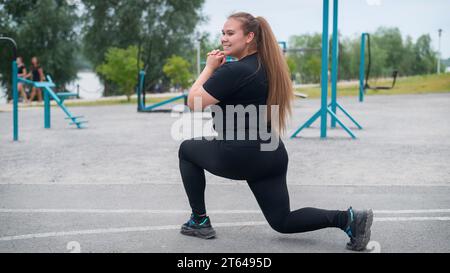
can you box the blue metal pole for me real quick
[143,94,187,111]
[0,37,19,140]
[320,0,330,138]
[12,61,19,141]
[278,41,287,53]
[137,70,145,110]
[290,109,321,138]
[336,102,362,129]
[44,87,51,128]
[330,0,339,128]
[327,108,356,139]
[359,33,366,102]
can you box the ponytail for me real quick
[255,16,294,135]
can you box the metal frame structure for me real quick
[291,0,362,139]
[1,36,86,141]
[136,70,187,113]
[17,76,87,130]
[359,33,399,102]
[0,37,19,140]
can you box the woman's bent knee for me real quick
[268,222,290,234]
[178,140,188,160]
[266,216,291,234]
[178,139,195,160]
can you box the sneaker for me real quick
[180,214,216,239]
[344,207,373,251]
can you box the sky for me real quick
[197,0,450,59]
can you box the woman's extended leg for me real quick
[247,172,373,251]
[247,173,349,234]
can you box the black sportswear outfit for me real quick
[18,65,26,76]
[31,65,42,82]
[179,53,348,233]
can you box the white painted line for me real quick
[375,217,450,222]
[374,209,450,214]
[0,182,231,186]
[1,208,450,215]
[0,182,449,187]
[0,209,259,214]
[0,216,449,242]
[0,225,181,241]
[0,221,267,242]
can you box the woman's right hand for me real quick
[205,49,227,71]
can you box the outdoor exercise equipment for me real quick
[1,36,87,141]
[18,76,87,129]
[278,41,321,54]
[200,55,236,66]
[136,69,188,113]
[359,33,398,102]
[135,38,188,113]
[290,0,362,139]
[278,41,313,99]
[136,55,237,113]
[0,36,19,141]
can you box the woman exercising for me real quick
[16,57,29,103]
[28,57,45,103]
[179,12,373,251]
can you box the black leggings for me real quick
[178,138,348,234]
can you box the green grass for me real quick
[296,73,450,98]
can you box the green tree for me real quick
[163,55,193,90]
[413,34,436,74]
[286,56,297,81]
[338,36,360,80]
[193,33,221,73]
[0,0,79,99]
[286,27,443,82]
[288,33,322,83]
[96,46,142,101]
[372,27,404,76]
[399,36,416,76]
[81,0,205,94]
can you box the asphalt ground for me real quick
[0,93,449,253]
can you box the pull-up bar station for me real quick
[290,0,362,139]
[359,33,399,102]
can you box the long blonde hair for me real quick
[228,12,294,135]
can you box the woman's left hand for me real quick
[205,50,227,71]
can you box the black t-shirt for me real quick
[203,53,270,140]
[18,65,26,75]
[32,65,42,82]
